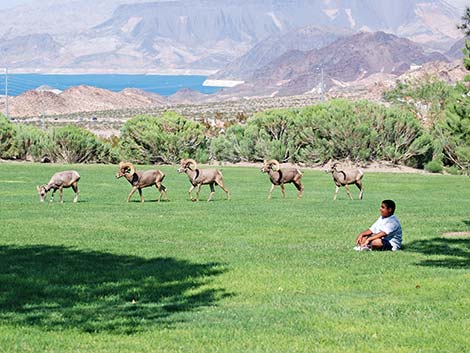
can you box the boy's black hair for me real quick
[382,199,396,213]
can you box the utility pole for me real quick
[5,67,9,119]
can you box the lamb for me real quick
[260,159,304,199]
[116,162,168,203]
[177,159,230,202]
[37,170,80,203]
[326,162,364,200]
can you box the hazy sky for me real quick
[0,0,468,10]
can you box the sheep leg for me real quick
[356,181,364,200]
[162,186,169,202]
[344,184,353,200]
[59,186,63,203]
[268,184,275,199]
[50,188,56,203]
[333,185,340,200]
[157,183,168,202]
[216,180,230,200]
[188,185,195,201]
[138,188,144,203]
[207,183,215,202]
[127,186,138,202]
[156,183,163,202]
[294,181,304,198]
[280,183,286,198]
[196,184,202,202]
[72,183,79,203]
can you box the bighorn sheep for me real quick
[116,162,168,203]
[37,170,80,203]
[177,159,230,202]
[326,162,364,200]
[261,159,304,199]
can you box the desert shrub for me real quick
[372,105,433,164]
[383,78,452,124]
[210,125,246,162]
[0,115,16,159]
[242,109,298,162]
[14,124,51,161]
[215,100,431,166]
[120,112,207,164]
[47,125,116,163]
[445,165,461,175]
[424,160,444,173]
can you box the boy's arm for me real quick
[356,229,373,244]
[363,231,387,245]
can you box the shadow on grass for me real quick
[406,237,470,269]
[0,245,229,334]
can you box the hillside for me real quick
[0,0,462,72]
[218,31,449,97]
[210,26,346,81]
[1,86,166,117]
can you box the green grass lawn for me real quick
[0,162,469,353]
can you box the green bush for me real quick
[48,125,116,163]
[0,115,16,159]
[211,100,432,167]
[14,124,51,161]
[424,160,444,173]
[120,112,207,164]
[445,165,461,175]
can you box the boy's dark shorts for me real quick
[380,238,393,251]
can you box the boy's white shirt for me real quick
[369,215,402,250]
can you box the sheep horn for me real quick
[185,159,198,171]
[119,162,135,175]
[266,159,280,171]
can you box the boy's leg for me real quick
[370,238,393,251]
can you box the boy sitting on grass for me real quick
[355,199,402,251]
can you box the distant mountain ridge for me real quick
[0,0,463,72]
[211,26,347,80]
[219,31,449,97]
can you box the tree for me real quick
[457,6,470,71]
[119,112,207,164]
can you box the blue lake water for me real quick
[0,74,221,97]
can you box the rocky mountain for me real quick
[220,31,449,97]
[0,34,62,68]
[0,0,463,72]
[211,26,347,80]
[446,37,468,60]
